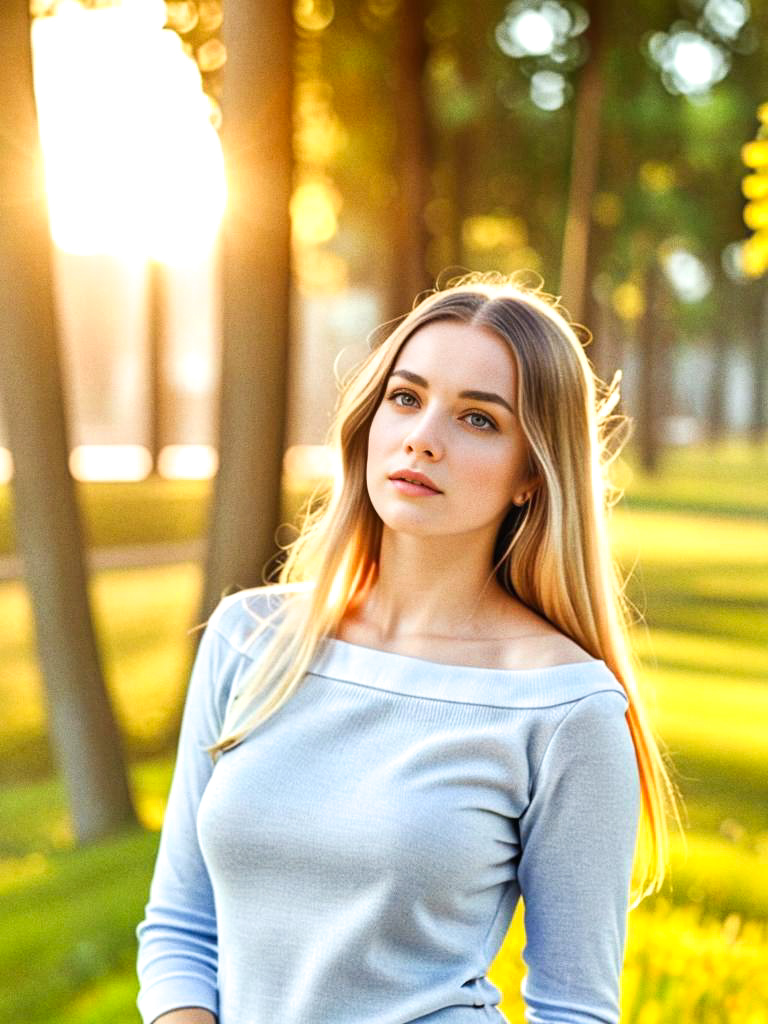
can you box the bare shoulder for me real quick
[512,631,599,670]
[494,604,600,670]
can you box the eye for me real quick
[464,410,497,431]
[387,388,419,408]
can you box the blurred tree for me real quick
[200,0,293,621]
[0,0,137,842]
[753,282,768,441]
[559,0,605,329]
[146,258,168,468]
[739,102,768,441]
[635,257,666,473]
[426,0,501,277]
[388,0,433,317]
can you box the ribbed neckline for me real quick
[308,636,627,710]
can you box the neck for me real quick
[357,526,509,640]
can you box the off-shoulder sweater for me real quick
[136,584,641,1024]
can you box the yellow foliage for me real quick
[744,200,768,231]
[741,231,768,277]
[742,139,768,169]
[741,173,768,200]
[592,191,623,227]
[639,161,676,192]
[462,215,527,251]
[488,898,768,1022]
[290,178,342,245]
[295,0,335,33]
[612,281,645,321]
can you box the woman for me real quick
[136,273,682,1024]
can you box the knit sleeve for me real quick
[135,595,241,1024]
[516,688,641,1024]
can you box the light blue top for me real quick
[136,584,641,1024]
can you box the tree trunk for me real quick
[706,291,733,443]
[750,282,768,444]
[0,2,137,842]
[388,0,433,319]
[201,1,294,620]
[559,2,604,329]
[146,258,166,470]
[592,291,623,385]
[636,264,664,473]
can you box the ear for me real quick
[512,474,542,507]
[527,473,542,498]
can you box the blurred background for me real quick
[0,0,766,1021]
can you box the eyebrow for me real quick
[389,369,515,415]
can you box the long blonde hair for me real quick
[206,270,684,908]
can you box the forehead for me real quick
[392,320,516,389]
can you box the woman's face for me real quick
[366,320,538,545]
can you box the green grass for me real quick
[0,476,212,556]
[0,825,155,1024]
[0,563,203,783]
[616,437,768,519]
[0,436,766,1023]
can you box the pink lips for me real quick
[388,469,442,495]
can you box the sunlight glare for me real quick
[31,0,226,265]
[69,444,153,481]
[0,449,13,486]
[512,10,555,55]
[157,444,218,480]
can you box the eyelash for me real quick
[385,389,498,432]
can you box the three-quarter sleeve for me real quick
[136,597,238,1024]
[516,689,641,1024]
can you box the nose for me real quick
[403,413,443,460]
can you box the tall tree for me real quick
[559,0,605,329]
[753,282,768,442]
[0,1,136,842]
[388,0,433,318]
[200,1,294,620]
[635,258,668,472]
[146,258,168,470]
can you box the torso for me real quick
[334,598,599,671]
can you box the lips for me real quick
[388,469,442,493]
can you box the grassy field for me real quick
[0,438,766,1023]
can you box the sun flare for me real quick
[31,0,226,265]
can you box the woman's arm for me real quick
[136,597,241,1024]
[152,1010,216,1024]
[516,689,642,1024]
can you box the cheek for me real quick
[365,405,393,490]
[366,407,388,465]
[462,440,518,489]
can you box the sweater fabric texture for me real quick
[135,584,641,1024]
